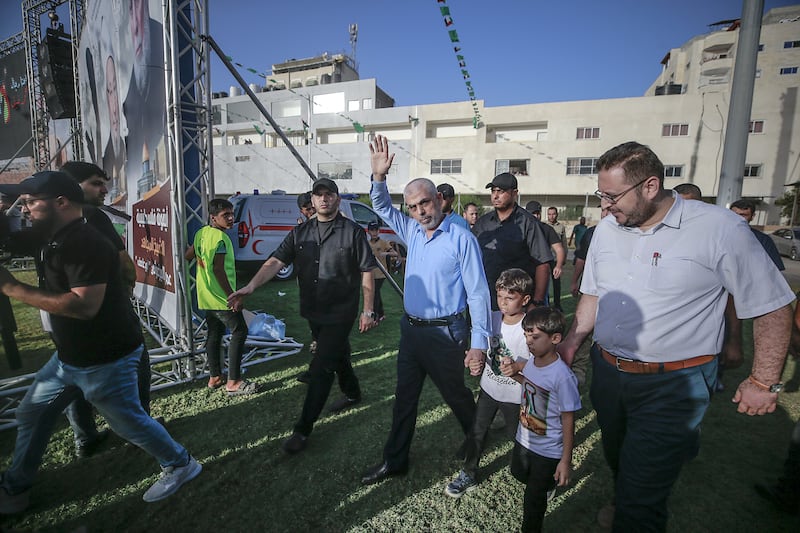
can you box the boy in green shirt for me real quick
[186,199,256,396]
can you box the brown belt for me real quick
[600,347,715,374]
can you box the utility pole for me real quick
[716,0,764,208]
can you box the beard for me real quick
[617,191,659,228]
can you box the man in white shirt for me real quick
[559,141,794,531]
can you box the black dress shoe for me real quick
[361,462,407,485]
[328,396,361,413]
[282,432,308,454]
[755,482,800,514]
[76,428,111,459]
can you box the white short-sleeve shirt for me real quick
[581,192,795,363]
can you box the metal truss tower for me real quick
[22,0,84,170]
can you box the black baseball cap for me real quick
[312,178,338,195]
[0,171,84,203]
[60,161,108,183]
[367,221,380,231]
[485,172,517,190]
[525,200,542,213]
[436,183,455,198]
[296,191,312,208]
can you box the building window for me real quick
[576,127,600,139]
[317,162,352,180]
[431,159,462,174]
[495,159,529,176]
[780,67,798,75]
[749,120,764,133]
[664,165,683,178]
[783,41,800,49]
[566,157,598,175]
[266,132,306,148]
[744,164,762,178]
[312,92,345,114]
[758,44,764,52]
[362,98,373,110]
[662,123,689,137]
[347,100,359,111]
[234,155,250,162]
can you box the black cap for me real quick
[485,172,517,190]
[312,178,338,195]
[0,171,84,203]
[367,221,380,231]
[525,200,542,213]
[296,191,312,208]
[436,183,455,198]
[60,161,108,183]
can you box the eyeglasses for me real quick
[594,177,650,205]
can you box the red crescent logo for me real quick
[252,240,264,255]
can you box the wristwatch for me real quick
[748,375,784,393]
[362,311,377,320]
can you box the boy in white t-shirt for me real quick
[501,306,581,532]
[445,268,533,498]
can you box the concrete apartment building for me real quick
[211,5,800,224]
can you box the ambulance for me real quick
[226,190,405,279]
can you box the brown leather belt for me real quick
[600,347,715,374]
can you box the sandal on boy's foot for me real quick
[207,376,225,389]
[226,380,259,397]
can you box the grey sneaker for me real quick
[142,456,202,502]
[444,470,477,498]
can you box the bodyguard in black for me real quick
[229,178,377,454]
[473,173,553,309]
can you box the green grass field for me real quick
[1,266,799,532]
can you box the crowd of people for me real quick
[0,136,798,531]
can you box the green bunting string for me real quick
[435,1,481,128]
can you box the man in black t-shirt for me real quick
[0,172,200,514]
[60,161,153,459]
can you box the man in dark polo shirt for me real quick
[472,173,552,309]
[0,172,200,514]
[229,178,377,454]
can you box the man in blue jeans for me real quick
[0,172,201,514]
[559,142,795,531]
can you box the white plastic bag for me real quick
[247,313,286,340]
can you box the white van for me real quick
[226,190,405,279]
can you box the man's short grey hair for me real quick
[404,178,437,199]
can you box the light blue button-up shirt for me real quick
[370,180,492,349]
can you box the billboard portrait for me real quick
[78,0,177,330]
[0,49,33,160]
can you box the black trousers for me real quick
[463,389,519,478]
[383,315,476,469]
[511,442,559,533]
[294,319,360,436]
[373,278,385,318]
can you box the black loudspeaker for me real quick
[37,28,76,119]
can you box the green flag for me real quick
[353,121,365,133]
[254,124,264,135]
[440,6,450,16]
[449,30,459,42]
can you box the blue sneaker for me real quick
[445,470,477,498]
